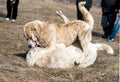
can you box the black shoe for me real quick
[102,34,109,39]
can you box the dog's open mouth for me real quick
[28,43,41,49]
[28,40,40,49]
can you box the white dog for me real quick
[26,43,114,68]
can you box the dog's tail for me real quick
[94,43,114,54]
[78,1,94,28]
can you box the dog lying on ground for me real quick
[26,42,114,68]
[23,2,94,54]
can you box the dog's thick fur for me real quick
[24,2,94,54]
[26,43,114,68]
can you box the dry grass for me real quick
[0,0,119,82]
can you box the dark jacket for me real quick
[101,0,119,13]
[117,0,120,9]
[76,0,92,7]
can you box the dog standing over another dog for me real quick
[23,2,94,55]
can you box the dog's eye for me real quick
[32,28,36,31]
[29,37,32,40]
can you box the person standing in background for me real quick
[6,0,19,21]
[107,1,120,42]
[75,0,92,20]
[107,12,120,42]
[101,0,119,38]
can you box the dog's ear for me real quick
[33,23,41,34]
[23,24,27,38]
[31,26,37,31]
[35,22,46,33]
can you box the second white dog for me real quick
[26,43,114,68]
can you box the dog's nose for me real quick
[28,45,32,48]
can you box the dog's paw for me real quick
[107,48,114,55]
[56,11,63,16]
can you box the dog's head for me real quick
[23,20,46,49]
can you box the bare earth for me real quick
[0,0,119,82]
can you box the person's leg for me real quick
[6,0,12,19]
[12,0,19,20]
[108,14,120,42]
[112,22,120,37]
[107,12,117,35]
[101,13,109,38]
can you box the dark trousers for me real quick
[6,0,19,20]
[101,12,117,35]
[76,0,91,20]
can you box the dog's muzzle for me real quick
[28,44,33,49]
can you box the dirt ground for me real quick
[0,0,119,82]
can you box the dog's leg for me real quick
[77,2,94,55]
[56,11,70,24]
[46,29,58,49]
[78,27,91,56]
[80,40,89,57]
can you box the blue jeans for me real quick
[111,13,120,38]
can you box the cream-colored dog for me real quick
[26,42,114,68]
[24,2,94,54]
